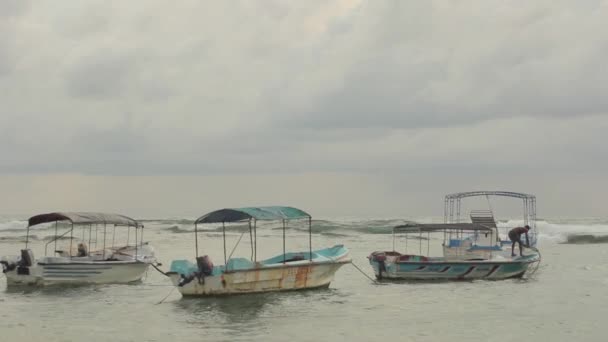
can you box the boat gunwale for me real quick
[37,260,148,266]
[166,258,351,276]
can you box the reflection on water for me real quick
[173,287,336,324]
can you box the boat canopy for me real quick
[394,223,494,233]
[445,191,535,200]
[28,212,141,227]
[196,206,311,224]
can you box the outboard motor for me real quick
[178,255,214,287]
[17,249,35,275]
[369,252,387,280]
[196,255,213,276]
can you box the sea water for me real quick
[1,217,607,341]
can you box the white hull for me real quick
[5,261,150,286]
[2,244,156,286]
[168,260,350,296]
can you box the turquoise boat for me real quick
[369,191,541,281]
[369,223,540,280]
[166,206,351,296]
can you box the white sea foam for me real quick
[0,219,26,232]
[498,219,608,243]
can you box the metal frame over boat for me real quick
[1,212,156,286]
[444,191,538,249]
[368,191,541,280]
[166,206,351,296]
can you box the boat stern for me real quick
[2,249,44,286]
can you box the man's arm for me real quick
[525,232,530,246]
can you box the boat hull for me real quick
[4,261,150,286]
[2,244,156,286]
[168,260,349,296]
[368,252,539,281]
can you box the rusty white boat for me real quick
[166,206,351,296]
[1,212,156,286]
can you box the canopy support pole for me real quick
[112,225,116,249]
[308,216,312,261]
[135,223,138,261]
[103,223,107,259]
[283,219,286,264]
[194,223,199,259]
[222,222,227,265]
[25,225,31,249]
[249,219,253,261]
[54,221,58,255]
[254,220,257,263]
[69,223,74,258]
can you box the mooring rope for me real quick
[155,286,176,305]
[150,262,168,276]
[351,261,385,285]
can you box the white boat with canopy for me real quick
[166,206,351,296]
[1,212,156,286]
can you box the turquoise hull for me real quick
[368,252,539,280]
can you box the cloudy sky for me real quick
[1,0,606,219]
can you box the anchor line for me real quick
[150,262,167,276]
[155,286,176,305]
[351,261,383,285]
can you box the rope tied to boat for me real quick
[150,262,167,276]
[351,261,386,285]
[155,287,176,305]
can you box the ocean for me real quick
[1,216,607,341]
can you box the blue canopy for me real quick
[195,206,311,224]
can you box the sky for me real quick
[1,0,607,219]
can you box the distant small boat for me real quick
[166,206,351,296]
[1,212,156,286]
[368,191,541,281]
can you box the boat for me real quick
[166,206,351,296]
[368,191,541,280]
[1,212,156,286]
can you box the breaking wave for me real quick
[163,225,193,234]
[3,216,607,243]
[0,235,37,242]
[0,220,26,232]
[562,234,608,244]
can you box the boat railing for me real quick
[44,228,75,256]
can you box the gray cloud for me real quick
[268,1,608,131]
[0,0,607,185]
[65,54,136,99]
